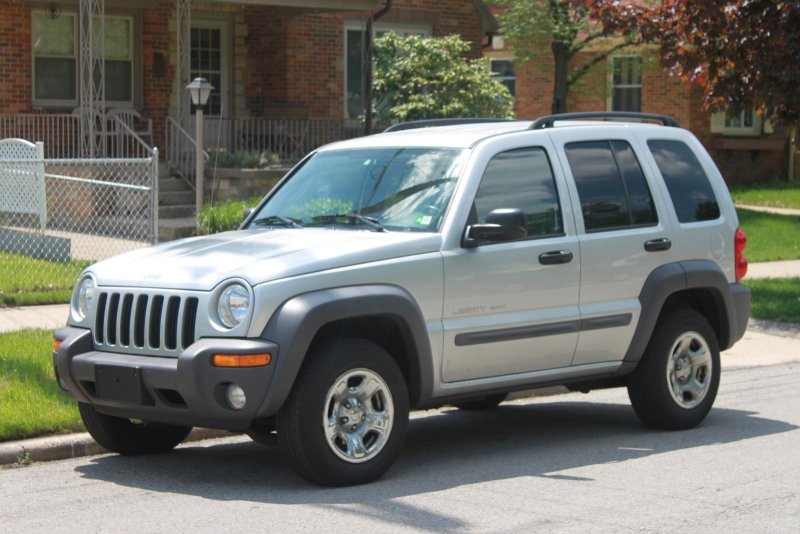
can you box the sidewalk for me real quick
[736,203,800,217]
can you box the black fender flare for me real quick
[623,260,749,366]
[256,284,434,416]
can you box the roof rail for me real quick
[384,118,519,133]
[530,112,680,130]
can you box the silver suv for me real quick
[54,112,750,486]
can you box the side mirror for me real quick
[462,208,526,248]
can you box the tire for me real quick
[453,393,508,411]
[627,309,720,430]
[276,337,410,486]
[78,403,192,455]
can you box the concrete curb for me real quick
[0,428,235,467]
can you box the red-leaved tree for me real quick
[588,0,800,124]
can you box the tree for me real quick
[372,33,515,123]
[589,0,800,125]
[488,0,646,114]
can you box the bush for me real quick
[199,196,263,234]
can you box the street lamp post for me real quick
[186,77,214,225]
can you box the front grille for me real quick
[94,291,199,354]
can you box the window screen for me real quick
[565,140,657,232]
[473,147,562,239]
[647,140,720,223]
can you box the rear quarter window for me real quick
[647,139,720,223]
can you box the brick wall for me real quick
[0,0,31,113]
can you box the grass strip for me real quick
[0,329,82,442]
[730,181,800,210]
[1,253,90,307]
[736,209,800,262]
[746,277,800,324]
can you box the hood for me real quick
[88,228,442,291]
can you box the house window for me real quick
[33,13,77,103]
[490,58,515,98]
[710,109,763,136]
[610,56,642,112]
[32,12,134,107]
[345,22,430,119]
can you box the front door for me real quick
[190,22,228,117]
[441,143,581,382]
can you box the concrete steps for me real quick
[157,176,197,242]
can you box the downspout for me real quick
[363,0,392,135]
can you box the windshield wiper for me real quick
[251,215,303,228]
[309,213,386,232]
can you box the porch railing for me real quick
[204,117,364,163]
[0,114,81,158]
[0,113,155,159]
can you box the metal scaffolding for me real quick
[78,0,105,157]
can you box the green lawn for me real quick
[746,278,800,324]
[736,209,800,262]
[0,329,82,442]
[0,253,90,307]
[730,181,800,209]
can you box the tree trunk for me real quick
[551,42,570,114]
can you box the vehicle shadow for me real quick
[74,397,797,530]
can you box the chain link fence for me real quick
[1,139,157,305]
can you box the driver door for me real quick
[441,145,581,382]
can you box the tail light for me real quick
[735,227,748,282]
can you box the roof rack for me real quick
[384,118,519,133]
[530,112,680,130]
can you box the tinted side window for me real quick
[647,139,720,223]
[473,147,563,239]
[565,140,657,232]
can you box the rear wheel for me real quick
[78,403,192,455]
[276,337,409,486]
[627,309,720,430]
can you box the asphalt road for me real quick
[2,363,798,533]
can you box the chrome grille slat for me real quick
[93,290,199,356]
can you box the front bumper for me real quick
[54,327,279,430]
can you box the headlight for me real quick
[74,277,95,320]
[217,283,250,328]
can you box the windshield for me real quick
[246,147,465,232]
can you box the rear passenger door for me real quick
[550,129,676,366]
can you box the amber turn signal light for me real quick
[212,353,271,367]
[53,339,62,352]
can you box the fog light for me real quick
[226,383,246,410]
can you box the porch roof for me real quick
[208,0,380,9]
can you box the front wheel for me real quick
[78,403,192,455]
[627,309,720,430]
[276,337,409,486]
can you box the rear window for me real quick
[647,140,720,223]
[564,140,657,232]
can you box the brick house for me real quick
[2,0,491,160]
[485,38,796,184]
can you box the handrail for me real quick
[166,116,203,186]
[109,115,156,158]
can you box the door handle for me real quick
[539,250,573,265]
[644,238,672,252]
